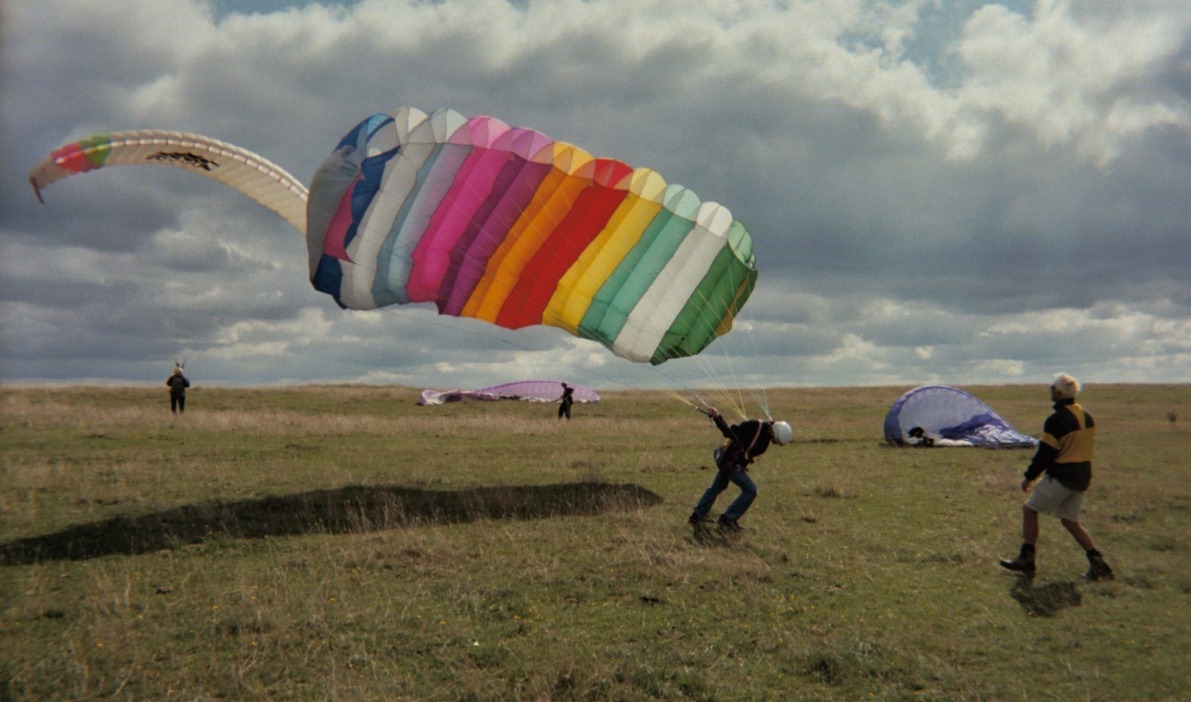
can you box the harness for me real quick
[716,420,766,470]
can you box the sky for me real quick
[2,0,1189,393]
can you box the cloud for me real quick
[954,0,1191,163]
[2,0,1189,391]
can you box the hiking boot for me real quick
[999,556,1036,578]
[999,544,1035,578]
[688,513,707,526]
[717,515,741,532]
[1086,550,1114,582]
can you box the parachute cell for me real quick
[308,109,759,364]
[883,385,1038,448]
[29,130,308,232]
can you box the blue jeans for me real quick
[693,467,756,520]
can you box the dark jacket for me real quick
[1024,399,1094,491]
[166,374,190,397]
[713,414,772,471]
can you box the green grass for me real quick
[1,384,1188,700]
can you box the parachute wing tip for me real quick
[29,175,45,204]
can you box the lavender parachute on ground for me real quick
[883,385,1038,448]
[418,381,599,406]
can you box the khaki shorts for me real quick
[1026,475,1086,521]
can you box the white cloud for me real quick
[2,0,1189,390]
[954,0,1191,163]
[971,358,1025,377]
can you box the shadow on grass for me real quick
[688,522,742,547]
[0,482,662,566]
[1009,576,1082,617]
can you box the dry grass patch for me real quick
[1,384,1189,700]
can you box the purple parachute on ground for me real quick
[883,385,1037,448]
[418,380,599,406]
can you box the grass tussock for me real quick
[1,383,1189,700]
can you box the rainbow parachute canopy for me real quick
[883,385,1038,448]
[29,110,757,366]
[307,108,758,365]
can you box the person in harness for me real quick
[688,407,793,531]
[558,382,575,420]
[166,365,191,414]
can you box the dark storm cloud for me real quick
[2,0,1188,389]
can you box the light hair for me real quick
[1051,372,1080,399]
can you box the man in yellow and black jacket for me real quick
[999,373,1114,581]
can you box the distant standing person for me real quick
[166,366,191,414]
[688,407,793,531]
[558,382,575,420]
[1000,373,1114,581]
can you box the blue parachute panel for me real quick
[883,385,1037,448]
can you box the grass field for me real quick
[1,383,1188,700]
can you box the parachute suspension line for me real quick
[659,387,703,410]
[648,282,756,420]
[734,311,772,421]
[672,353,748,419]
[635,361,736,416]
[410,168,756,422]
[401,306,671,401]
[641,337,748,419]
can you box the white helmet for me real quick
[771,421,793,446]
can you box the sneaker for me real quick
[717,515,741,532]
[998,556,1036,578]
[1086,553,1114,582]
